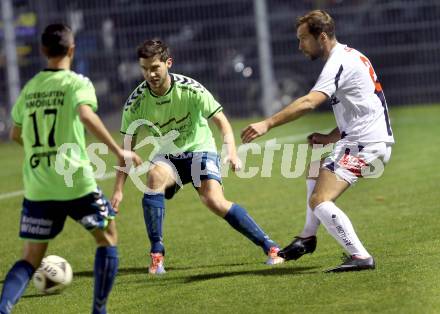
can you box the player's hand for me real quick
[224,153,242,172]
[111,190,123,213]
[117,149,143,167]
[241,120,269,143]
[307,132,329,146]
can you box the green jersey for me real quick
[11,69,98,201]
[120,73,222,154]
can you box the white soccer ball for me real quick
[33,255,73,294]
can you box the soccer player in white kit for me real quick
[241,10,394,272]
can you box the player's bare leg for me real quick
[22,242,48,269]
[147,162,177,194]
[197,179,284,265]
[143,162,176,274]
[310,168,375,272]
[91,219,118,247]
[309,167,350,208]
[197,179,232,217]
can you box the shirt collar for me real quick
[147,74,175,98]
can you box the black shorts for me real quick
[19,188,116,241]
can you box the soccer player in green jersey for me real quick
[0,24,141,314]
[111,39,284,274]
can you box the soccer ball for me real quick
[33,255,73,294]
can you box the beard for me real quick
[305,42,325,61]
[310,46,325,61]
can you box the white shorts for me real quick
[322,140,392,185]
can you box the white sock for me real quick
[313,201,371,257]
[299,179,320,238]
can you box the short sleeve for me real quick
[197,89,223,119]
[72,75,98,111]
[11,91,25,126]
[311,62,344,98]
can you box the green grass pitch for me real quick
[0,105,439,313]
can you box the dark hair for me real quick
[41,23,74,57]
[137,39,170,61]
[296,10,335,39]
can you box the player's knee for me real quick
[201,195,228,215]
[95,233,117,247]
[309,192,327,210]
[147,167,168,190]
[94,226,118,247]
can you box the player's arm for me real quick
[211,111,241,171]
[111,134,137,211]
[307,127,341,145]
[77,104,142,165]
[241,91,328,143]
[327,127,341,141]
[9,125,23,145]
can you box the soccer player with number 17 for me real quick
[0,24,141,314]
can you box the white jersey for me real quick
[311,43,394,144]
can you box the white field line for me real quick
[0,190,25,201]
[0,129,330,201]
[0,173,115,201]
